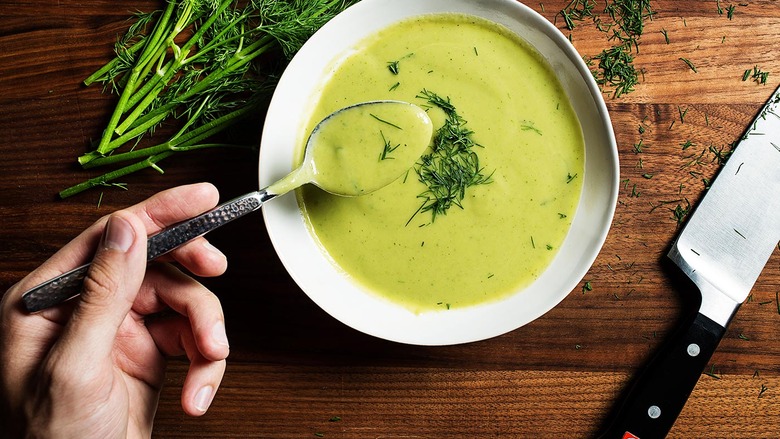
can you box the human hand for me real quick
[0,183,230,439]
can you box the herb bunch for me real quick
[61,0,356,198]
[408,90,493,224]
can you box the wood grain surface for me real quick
[1,1,780,437]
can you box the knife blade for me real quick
[598,85,780,439]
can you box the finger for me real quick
[146,316,227,416]
[135,264,229,361]
[158,237,228,278]
[129,182,220,234]
[53,212,147,362]
[7,183,221,301]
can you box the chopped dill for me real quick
[743,66,770,85]
[379,131,400,161]
[387,60,400,75]
[679,57,697,73]
[582,281,593,293]
[592,46,638,98]
[660,28,669,44]
[727,4,736,20]
[559,0,596,30]
[370,113,403,130]
[408,90,493,224]
[678,106,688,123]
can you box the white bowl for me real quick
[259,0,618,346]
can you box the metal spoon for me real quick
[22,100,433,312]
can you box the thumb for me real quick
[56,212,147,360]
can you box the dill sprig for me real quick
[408,90,493,224]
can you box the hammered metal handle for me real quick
[21,190,274,312]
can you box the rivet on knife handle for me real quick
[21,190,273,312]
[596,311,726,439]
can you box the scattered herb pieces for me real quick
[559,0,596,30]
[379,132,400,161]
[727,4,736,19]
[743,66,770,85]
[672,199,692,225]
[387,60,400,75]
[582,281,593,293]
[679,57,698,73]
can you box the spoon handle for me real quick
[21,190,275,312]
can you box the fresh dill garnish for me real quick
[678,106,688,123]
[633,138,644,153]
[592,45,638,98]
[560,0,651,98]
[672,199,692,225]
[379,131,400,161]
[370,113,403,130]
[582,281,593,293]
[386,53,414,76]
[679,57,698,73]
[566,173,579,183]
[387,60,400,75]
[559,0,596,30]
[727,4,736,20]
[389,82,400,91]
[408,90,493,224]
[743,66,770,85]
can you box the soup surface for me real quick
[298,13,585,313]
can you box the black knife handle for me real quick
[597,312,726,439]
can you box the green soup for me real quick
[298,14,585,313]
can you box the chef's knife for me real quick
[598,85,780,439]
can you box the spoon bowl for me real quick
[268,100,433,197]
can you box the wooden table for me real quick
[2,1,779,437]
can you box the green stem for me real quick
[84,103,258,168]
[122,0,236,114]
[92,0,177,156]
[83,38,146,86]
[121,36,275,135]
[60,152,176,199]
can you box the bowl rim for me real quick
[259,0,619,346]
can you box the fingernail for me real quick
[103,216,135,252]
[213,321,229,348]
[194,385,214,412]
[202,240,220,255]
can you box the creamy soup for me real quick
[297,14,585,313]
